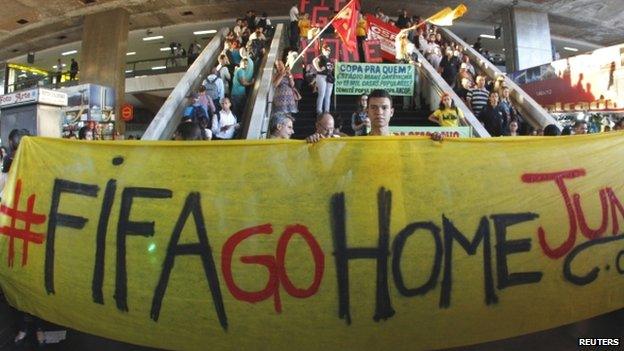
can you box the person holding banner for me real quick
[313,44,335,115]
[428,93,467,127]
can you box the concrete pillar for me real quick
[502,7,552,72]
[79,8,129,134]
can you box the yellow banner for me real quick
[0,136,623,350]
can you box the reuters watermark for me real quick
[578,338,620,347]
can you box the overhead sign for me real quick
[0,136,623,350]
[335,62,414,95]
[389,126,472,138]
[0,89,68,108]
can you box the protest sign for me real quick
[335,62,414,95]
[390,126,472,138]
[366,14,400,62]
[1,136,623,350]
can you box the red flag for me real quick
[332,0,360,52]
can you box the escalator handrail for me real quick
[440,27,559,130]
[142,27,229,140]
[412,48,492,137]
[242,24,286,139]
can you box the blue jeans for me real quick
[315,74,333,114]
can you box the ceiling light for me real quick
[151,66,166,70]
[564,47,578,52]
[18,74,27,78]
[193,30,217,35]
[62,50,77,56]
[126,52,136,56]
[143,35,164,41]
[480,34,496,39]
[125,70,133,73]
[160,47,170,52]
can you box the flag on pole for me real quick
[332,0,360,52]
[428,4,468,26]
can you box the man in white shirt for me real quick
[212,97,240,139]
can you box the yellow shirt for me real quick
[433,107,464,127]
[299,18,311,37]
[356,18,368,37]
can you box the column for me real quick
[502,7,553,72]
[80,8,130,134]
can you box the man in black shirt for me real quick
[478,92,506,136]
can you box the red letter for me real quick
[573,189,608,240]
[276,224,324,298]
[521,169,586,259]
[606,187,624,235]
[221,224,282,311]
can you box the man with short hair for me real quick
[477,92,505,136]
[270,115,295,139]
[307,89,440,142]
[212,97,240,140]
[306,113,339,143]
[573,120,588,134]
[466,75,490,116]
[367,89,395,136]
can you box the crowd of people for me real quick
[173,12,273,140]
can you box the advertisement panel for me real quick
[510,44,624,112]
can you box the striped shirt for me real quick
[467,88,490,115]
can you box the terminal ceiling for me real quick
[1,0,623,61]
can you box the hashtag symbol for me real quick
[0,179,47,267]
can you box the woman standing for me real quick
[428,93,466,127]
[272,59,298,116]
[312,44,335,115]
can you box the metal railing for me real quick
[142,27,229,140]
[440,27,559,130]
[412,49,491,138]
[242,24,286,139]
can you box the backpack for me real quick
[204,76,220,100]
[249,39,264,60]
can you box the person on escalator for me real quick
[467,75,490,116]
[438,47,460,88]
[231,58,255,118]
[477,92,505,137]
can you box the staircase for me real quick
[292,87,435,139]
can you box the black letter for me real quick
[491,213,542,289]
[331,187,395,325]
[115,187,172,312]
[392,222,442,296]
[92,179,116,304]
[151,192,227,330]
[617,250,624,275]
[563,235,624,285]
[441,216,497,308]
[46,179,99,294]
